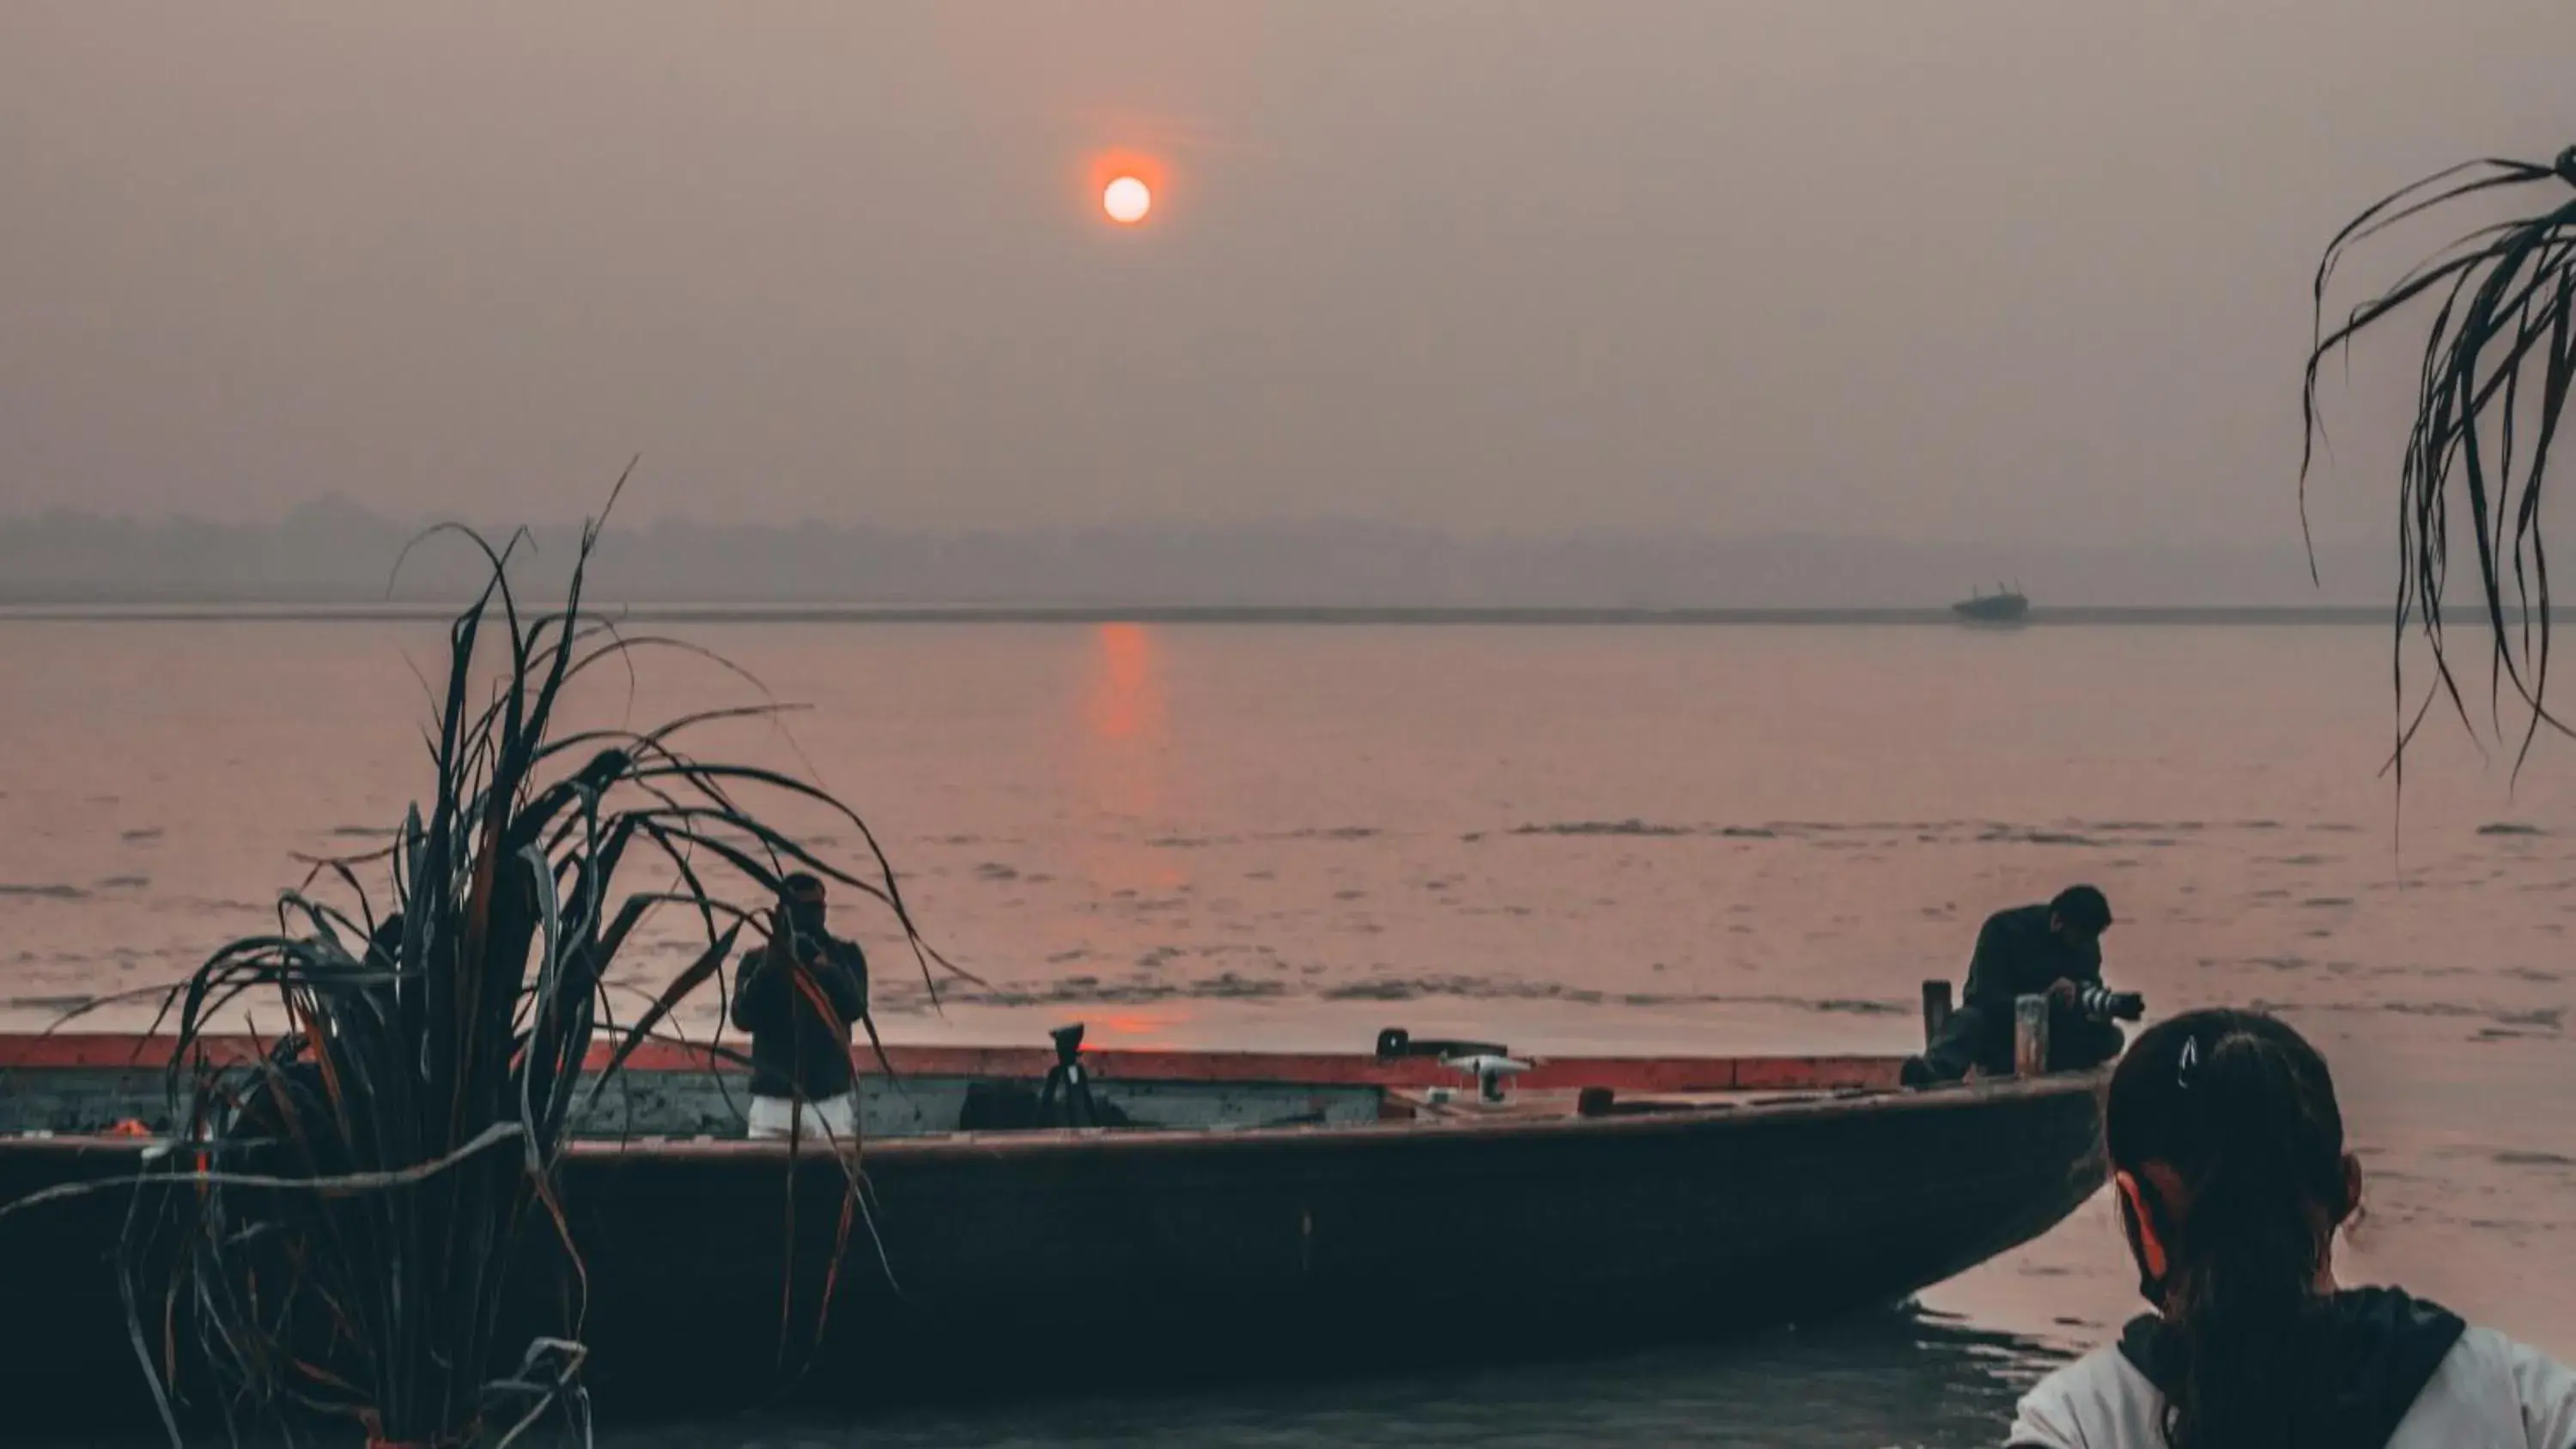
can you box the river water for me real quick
[3,618,2570,1446]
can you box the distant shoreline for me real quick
[0,602,2512,627]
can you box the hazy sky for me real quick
[2,1,2569,548]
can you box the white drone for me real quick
[1440,1052,1532,1103]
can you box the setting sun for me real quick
[1103,175,1152,225]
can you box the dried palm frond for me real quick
[94,474,955,1447]
[2304,147,2576,784]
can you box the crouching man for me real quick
[1904,884,2133,1087]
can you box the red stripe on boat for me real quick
[0,1033,1902,1093]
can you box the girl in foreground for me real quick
[2009,1008,2576,1448]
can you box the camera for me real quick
[2075,985,2147,1022]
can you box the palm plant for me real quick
[2304,146,2576,780]
[106,482,952,1447]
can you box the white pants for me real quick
[747,1091,858,1142]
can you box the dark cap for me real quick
[781,872,828,906]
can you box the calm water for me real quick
[4,620,2573,1446]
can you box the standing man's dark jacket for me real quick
[1963,903,2101,1019]
[730,932,870,1101]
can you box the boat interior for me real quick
[0,1025,1906,1143]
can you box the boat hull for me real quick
[597,1075,2101,1409]
[0,1056,2104,1426]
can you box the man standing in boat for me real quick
[731,872,872,1141]
[1903,884,2127,1087]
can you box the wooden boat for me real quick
[0,1024,2105,1428]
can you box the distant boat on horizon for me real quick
[1951,582,2029,624]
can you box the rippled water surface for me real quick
[4,620,2571,1444]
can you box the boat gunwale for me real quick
[0,1032,1907,1093]
[0,1066,2110,1165]
[584,1064,2108,1160]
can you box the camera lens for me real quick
[2075,985,2146,1022]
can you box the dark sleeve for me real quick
[1963,915,2020,1013]
[823,939,870,1024]
[729,950,784,1033]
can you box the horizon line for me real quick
[0,601,2503,627]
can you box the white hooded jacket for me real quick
[2009,1291,2576,1449]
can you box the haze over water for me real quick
[4,617,2569,1446]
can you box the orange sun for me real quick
[1103,175,1152,225]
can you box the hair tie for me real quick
[2176,1035,2201,1089]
